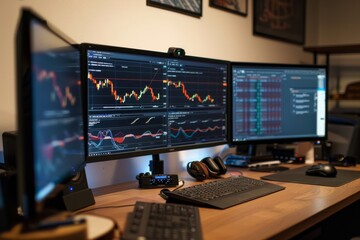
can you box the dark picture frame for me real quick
[147,0,202,18]
[253,0,305,44]
[210,0,248,16]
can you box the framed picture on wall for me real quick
[147,0,202,18]
[209,0,248,16]
[253,0,305,44]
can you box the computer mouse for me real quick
[305,164,337,178]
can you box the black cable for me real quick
[173,179,185,190]
[159,179,185,200]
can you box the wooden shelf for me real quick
[304,44,360,54]
[330,97,360,101]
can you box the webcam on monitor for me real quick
[168,47,185,57]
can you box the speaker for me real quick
[62,169,95,212]
[187,156,227,181]
[314,142,323,160]
[1,131,19,232]
[2,131,18,168]
[0,169,19,232]
[2,131,95,212]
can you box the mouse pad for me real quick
[261,166,360,187]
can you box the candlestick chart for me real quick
[87,59,166,110]
[165,64,227,108]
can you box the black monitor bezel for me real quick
[15,8,86,219]
[229,62,328,146]
[81,43,230,163]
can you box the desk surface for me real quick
[81,164,360,240]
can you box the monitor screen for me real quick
[230,62,327,145]
[82,44,228,163]
[16,9,85,219]
[328,113,360,162]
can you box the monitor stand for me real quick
[149,154,164,174]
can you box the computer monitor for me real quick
[15,9,85,221]
[82,43,228,172]
[230,62,327,150]
[328,113,360,162]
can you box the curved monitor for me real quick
[230,62,327,145]
[82,43,229,164]
[16,9,85,220]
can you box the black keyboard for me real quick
[122,201,203,240]
[166,176,285,209]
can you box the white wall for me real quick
[1,0,356,188]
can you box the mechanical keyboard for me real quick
[122,201,203,240]
[165,176,285,209]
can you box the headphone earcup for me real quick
[201,157,220,177]
[187,161,209,181]
[212,156,227,175]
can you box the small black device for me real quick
[1,131,19,232]
[249,166,289,172]
[314,140,332,161]
[2,131,18,168]
[272,148,305,163]
[306,164,337,178]
[136,173,179,188]
[62,169,95,211]
[249,164,289,172]
[0,169,19,232]
[168,47,186,57]
[122,201,203,240]
[223,154,250,167]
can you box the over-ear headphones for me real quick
[187,156,227,181]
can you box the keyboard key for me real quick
[123,201,203,240]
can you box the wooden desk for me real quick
[80,164,360,240]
